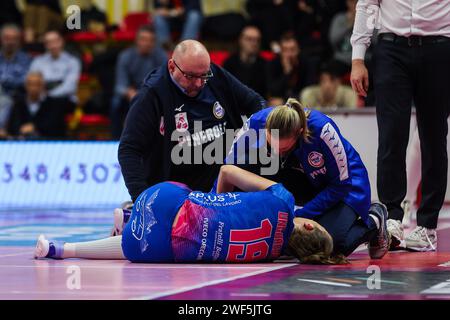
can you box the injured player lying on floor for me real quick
[34,165,349,264]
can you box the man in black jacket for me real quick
[267,32,316,106]
[118,40,266,203]
[223,25,268,98]
[7,71,70,139]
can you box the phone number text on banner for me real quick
[0,141,130,209]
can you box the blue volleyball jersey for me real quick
[226,107,372,225]
[121,181,192,263]
[171,183,295,263]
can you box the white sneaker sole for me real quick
[405,246,436,252]
[34,234,49,259]
[387,220,404,249]
[405,241,437,252]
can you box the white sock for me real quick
[63,236,126,259]
[370,214,380,230]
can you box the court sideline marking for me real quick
[0,251,33,258]
[131,263,297,300]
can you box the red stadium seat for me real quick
[210,50,275,66]
[66,31,107,43]
[112,12,152,42]
[341,72,351,86]
[79,73,91,83]
[78,114,110,126]
[260,50,276,61]
[123,12,152,31]
[66,113,111,140]
[311,30,322,40]
[112,30,137,42]
[82,52,93,67]
[209,51,230,66]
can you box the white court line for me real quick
[130,263,297,300]
[230,293,271,297]
[353,277,407,285]
[0,251,33,258]
[297,278,352,287]
[327,294,369,299]
[0,264,285,270]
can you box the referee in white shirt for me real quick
[350,0,450,252]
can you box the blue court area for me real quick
[1,209,450,300]
[0,210,112,246]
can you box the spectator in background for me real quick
[7,72,70,139]
[80,0,108,33]
[0,24,32,97]
[267,32,316,105]
[152,0,203,49]
[201,0,247,42]
[0,86,12,138]
[290,0,318,52]
[23,0,64,44]
[246,0,292,52]
[308,0,347,58]
[29,30,81,106]
[300,63,357,109]
[111,25,167,139]
[333,0,376,106]
[329,0,357,75]
[223,25,268,98]
[84,46,122,116]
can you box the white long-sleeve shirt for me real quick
[29,51,81,102]
[351,0,450,60]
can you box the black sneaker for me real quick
[368,202,391,259]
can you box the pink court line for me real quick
[131,263,297,300]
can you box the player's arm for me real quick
[216,165,276,193]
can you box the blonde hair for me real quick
[265,98,311,142]
[288,225,349,265]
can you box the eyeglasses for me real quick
[173,60,213,82]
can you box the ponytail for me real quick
[266,98,311,143]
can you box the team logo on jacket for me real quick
[175,112,189,132]
[308,151,324,168]
[213,101,225,119]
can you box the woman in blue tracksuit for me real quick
[226,98,390,259]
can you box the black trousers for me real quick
[315,202,377,257]
[278,168,377,256]
[374,37,450,229]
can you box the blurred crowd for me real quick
[0,0,376,141]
